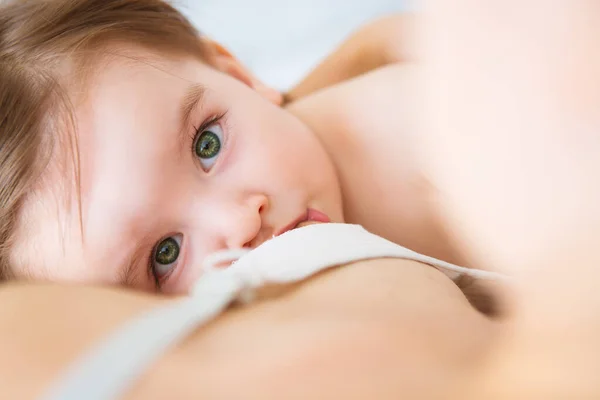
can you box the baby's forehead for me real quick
[10,177,85,281]
[11,171,136,285]
[10,46,210,283]
[8,115,86,280]
[6,49,145,280]
[73,47,210,137]
[85,45,204,88]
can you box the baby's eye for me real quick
[151,234,182,283]
[194,123,223,171]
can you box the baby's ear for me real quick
[203,39,283,105]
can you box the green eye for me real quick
[154,237,180,265]
[195,130,221,159]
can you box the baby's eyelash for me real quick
[190,111,228,152]
[147,112,229,291]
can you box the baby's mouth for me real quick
[293,208,331,230]
[274,208,331,239]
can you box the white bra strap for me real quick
[223,223,508,284]
[41,224,508,400]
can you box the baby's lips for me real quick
[306,208,331,223]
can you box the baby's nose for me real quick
[223,194,270,250]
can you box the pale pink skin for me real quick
[12,48,343,294]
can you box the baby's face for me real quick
[13,48,343,293]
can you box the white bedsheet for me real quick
[177,0,408,90]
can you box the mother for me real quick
[0,6,500,397]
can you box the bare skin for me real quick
[419,1,600,397]
[3,1,600,397]
[285,14,413,101]
[289,64,466,265]
[0,258,495,400]
[0,63,497,398]
[12,15,464,294]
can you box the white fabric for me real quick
[42,223,507,400]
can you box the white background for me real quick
[177,0,407,90]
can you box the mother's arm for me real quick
[285,14,413,102]
[0,259,494,399]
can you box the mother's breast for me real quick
[166,257,497,399]
[287,65,465,264]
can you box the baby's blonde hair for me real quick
[0,0,207,279]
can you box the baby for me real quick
[0,0,459,294]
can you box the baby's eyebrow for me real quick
[118,229,157,289]
[180,83,207,131]
[119,245,142,288]
[118,83,207,289]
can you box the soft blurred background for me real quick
[177,0,407,91]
